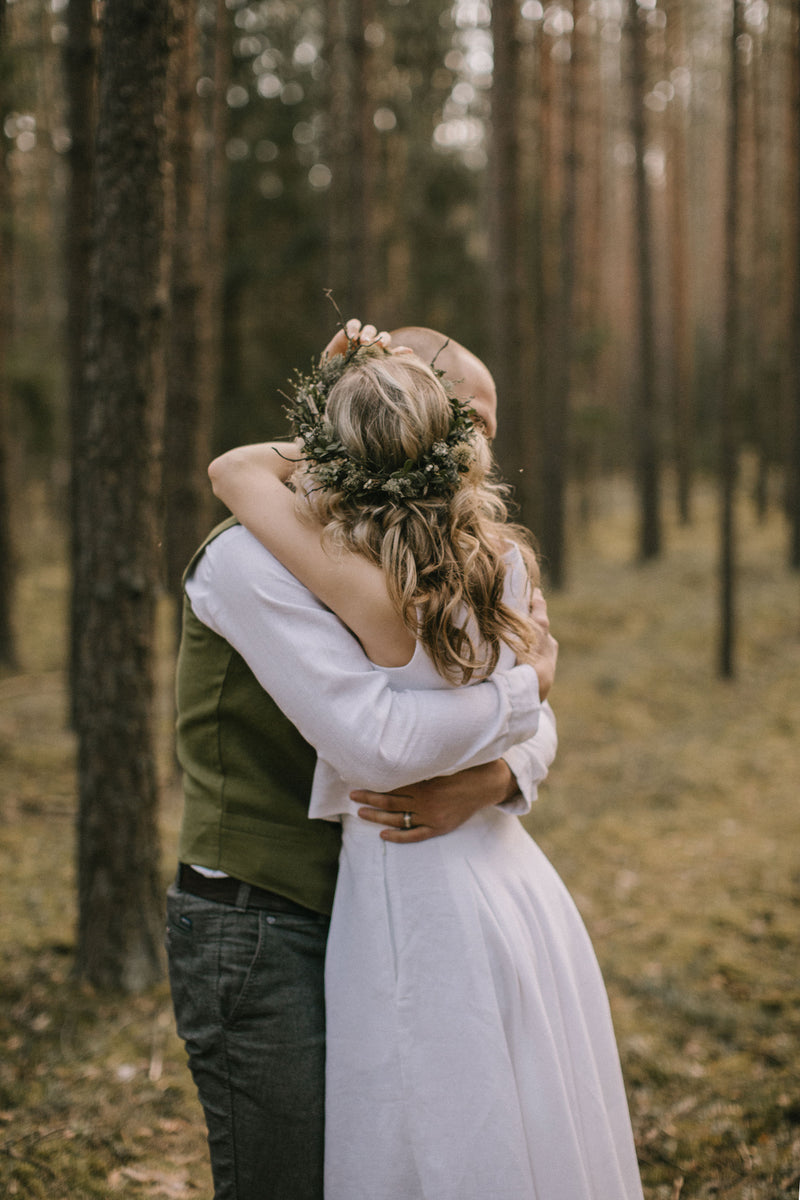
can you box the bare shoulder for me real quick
[319,549,416,668]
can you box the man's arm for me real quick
[353,701,558,842]
[187,524,543,794]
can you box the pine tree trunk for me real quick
[201,0,229,449]
[572,0,605,526]
[540,0,579,589]
[195,0,230,461]
[326,0,372,314]
[665,0,693,526]
[489,0,530,523]
[163,0,214,620]
[718,0,742,677]
[0,0,16,668]
[750,15,768,522]
[629,0,662,560]
[74,0,171,992]
[789,0,800,569]
[65,0,96,712]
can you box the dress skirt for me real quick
[323,807,643,1200]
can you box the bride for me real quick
[209,321,643,1200]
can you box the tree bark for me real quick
[325,0,373,314]
[489,0,535,529]
[628,0,662,560]
[540,1,579,588]
[74,0,171,991]
[718,0,743,677]
[202,0,229,451]
[194,0,230,461]
[571,0,605,527]
[65,0,97,712]
[665,0,693,525]
[163,0,214,620]
[789,0,800,569]
[0,0,16,667]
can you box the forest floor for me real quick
[1,474,799,1199]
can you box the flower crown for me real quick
[283,332,478,504]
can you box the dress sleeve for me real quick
[186,525,542,793]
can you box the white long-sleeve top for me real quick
[186,523,557,817]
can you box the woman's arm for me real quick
[188,525,543,795]
[208,443,415,667]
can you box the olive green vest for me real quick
[175,518,341,914]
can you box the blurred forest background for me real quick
[0,0,799,1196]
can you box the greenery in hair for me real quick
[281,314,541,685]
[282,334,478,504]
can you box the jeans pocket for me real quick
[166,887,228,1036]
[217,909,264,1027]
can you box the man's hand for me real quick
[352,758,518,843]
[322,318,411,361]
[322,319,389,360]
[519,588,558,701]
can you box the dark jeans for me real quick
[166,881,329,1200]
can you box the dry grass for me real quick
[1,476,798,1198]
[533,475,800,1199]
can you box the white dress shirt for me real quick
[186,523,557,818]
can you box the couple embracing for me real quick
[166,319,643,1199]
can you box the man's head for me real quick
[389,327,498,440]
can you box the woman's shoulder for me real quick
[378,638,454,690]
[320,550,417,668]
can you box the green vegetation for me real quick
[1,479,798,1198]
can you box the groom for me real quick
[166,324,558,1200]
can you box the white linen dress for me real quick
[310,552,644,1200]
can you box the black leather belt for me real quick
[176,864,313,915]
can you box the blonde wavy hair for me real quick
[294,353,542,684]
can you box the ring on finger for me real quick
[402,811,413,830]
